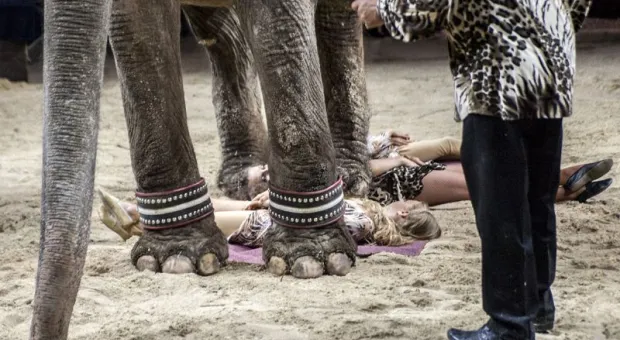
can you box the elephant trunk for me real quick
[31,1,110,339]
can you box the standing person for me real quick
[351,1,593,339]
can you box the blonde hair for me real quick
[352,198,441,246]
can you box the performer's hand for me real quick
[245,190,270,210]
[351,0,384,29]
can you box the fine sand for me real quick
[1,32,620,340]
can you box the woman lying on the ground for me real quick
[240,131,462,200]
[97,187,442,248]
[246,130,614,207]
[366,156,613,206]
[364,130,614,206]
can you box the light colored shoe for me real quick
[97,187,142,241]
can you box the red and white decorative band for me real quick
[268,178,345,229]
[135,178,214,230]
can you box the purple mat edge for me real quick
[227,241,428,265]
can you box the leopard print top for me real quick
[378,0,593,121]
[366,130,445,205]
[369,163,445,205]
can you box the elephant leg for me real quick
[182,6,268,200]
[316,0,371,197]
[109,0,227,275]
[237,0,357,279]
[32,1,111,339]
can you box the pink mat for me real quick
[227,241,427,265]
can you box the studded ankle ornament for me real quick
[268,178,345,229]
[136,178,214,230]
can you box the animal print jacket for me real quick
[378,0,593,121]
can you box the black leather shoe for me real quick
[576,178,613,203]
[447,325,503,340]
[448,323,532,340]
[564,159,613,192]
[448,325,520,340]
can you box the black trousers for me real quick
[460,114,563,339]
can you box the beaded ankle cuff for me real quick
[136,178,214,230]
[268,178,345,229]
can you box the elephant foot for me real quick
[217,167,251,200]
[131,218,229,275]
[262,221,357,279]
[217,160,267,200]
[130,179,228,275]
[338,164,371,198]
[97,186,228,275]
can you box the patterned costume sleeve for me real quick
[378,0,451,42]
[563,0,593,33]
